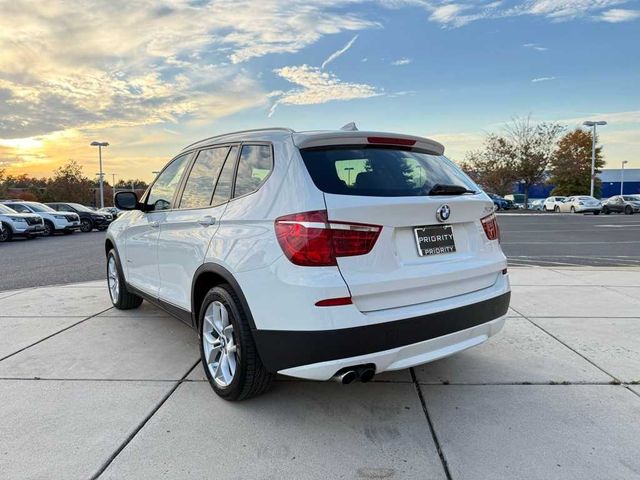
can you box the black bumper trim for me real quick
[253,292,510,372]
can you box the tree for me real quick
[504,116,564,208]
[47,160,94,204]
[0,167,7,198]
[460,134,518,196]
[549,128,604,197]
[115,179,149,190]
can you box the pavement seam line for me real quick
[91,359,200,479]
[510,306,621,383]
[625,386,640,399]
[0,306,114,363]
[410,367,453,480]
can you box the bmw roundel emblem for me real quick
[436,204,451,222]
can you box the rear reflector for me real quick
[367,136,416,146]
[481,213,500,241]
[275,210,382,267]
[315,297,353,307]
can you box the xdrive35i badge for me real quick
[436,204,451,222]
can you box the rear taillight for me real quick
[275,210,382,267]
[481,213,500,241]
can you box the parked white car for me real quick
[0,203,45,242]
[543,196,567,212]
[2,201,81,236]
[106,127,510,400]
[557,196,602,214]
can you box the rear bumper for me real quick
[254,291,510,377]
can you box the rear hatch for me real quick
[296,133,504,312]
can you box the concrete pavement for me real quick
[1,267,639,479]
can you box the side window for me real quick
[9,204,29,213]
[233,145,273,198]
[179,147,229,209]
[146,153,190,211]
[212,146,239,206]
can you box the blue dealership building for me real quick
[514,167,640,199]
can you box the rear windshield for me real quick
[299,147,476,197]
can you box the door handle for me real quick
[198,216,216,227]
[150,221,160,228]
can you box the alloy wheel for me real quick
[81,219,92,232]
[202,301,238,387]
[107,256,120,302]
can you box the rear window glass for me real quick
[299,147,476,197]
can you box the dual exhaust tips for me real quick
[332,365,376,384]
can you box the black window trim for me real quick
[230,142,275,201]
[141,151,195,212]
[176,145,232,210]
[141,140,274,213]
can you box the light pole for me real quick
[582,121,606,197]
[621,160,628,195]
[344,167,354,185]
[111,173,118,205]
[90,141,109,208]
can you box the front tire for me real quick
[199,285,274,401]
[80,218,93,232]
[42,220,54,237]
[107,250,143,309]
[625,206,633,215]
[603,207,610,215]
[0,223,12,242]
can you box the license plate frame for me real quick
[413,224,456,257]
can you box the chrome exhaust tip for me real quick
[333,370,357,385]
[358,367,375,383]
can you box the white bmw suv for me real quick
[107,128,510,401]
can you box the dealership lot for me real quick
[1,267,639,479]
[1,213,640,292]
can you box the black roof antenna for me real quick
[340,122,358,131]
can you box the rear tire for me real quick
[107,250,143,309]
[554,206,559,213]
[0,223,12,242]
[570,206,575,213]
[199,284,274,401]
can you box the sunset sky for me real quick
[1,0,639,182]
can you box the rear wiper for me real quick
[427,184,477,196]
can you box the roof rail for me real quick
[181,127,295,151]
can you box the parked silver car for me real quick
[557,196,601,214]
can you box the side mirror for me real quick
[115,191,140,210]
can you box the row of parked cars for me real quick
[487,193,640,215]
[538,195,640,215]
[0,200,117,242]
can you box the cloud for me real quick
[0,0,383,142]
[321,35,359,70]
[531,76,557,82]
[392,57,413,66]
[425,0,634,27]
[523,43,548,51]
[269,64,381,117]
[599,8,640,22]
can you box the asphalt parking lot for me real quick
[1,267,639,479]
[1,212,640,292]
[499,213,640,267]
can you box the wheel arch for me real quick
[191,263,257,332]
